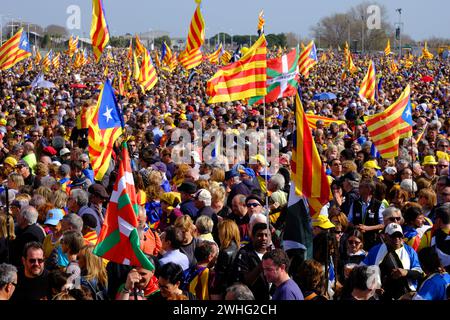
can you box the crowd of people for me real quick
[0,44,449,301]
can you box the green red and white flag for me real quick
[93,141,154,271]
[249,48,299,105]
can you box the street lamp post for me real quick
[396,8,403,57]
[361,14,365,54]
[347,18,351,46]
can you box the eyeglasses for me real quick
[129,144,136,147]
[389,234,403,239]
[333,163,342,166]
[333,230,344,235]
[389,216,402,222]
[348,240,361,245]
[246,203,261,208]
[28,258,44,264]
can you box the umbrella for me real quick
[35,80,56,89]
[313,92,337,100]
[421,76,434,83]
[70,83,88,89]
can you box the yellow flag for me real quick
[133,52,140,80]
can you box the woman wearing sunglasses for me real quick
[339,229,367,281]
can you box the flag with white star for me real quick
[88,79,124,181]
[0,28,32,70]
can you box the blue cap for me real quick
[44,208,65,226]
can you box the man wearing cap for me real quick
[382,167,398,193]
[312,215,335,236]
[249,154,271,194]
[59,148,71,165]
[225,170,252,209]
[420,155,439,187]
[42,208,65,259]
[340,172,361,216]
[178,181,199,220]
[348,180,385,251]
[87,183,109,234]
[362,223,423,300]
[15,160,35,187]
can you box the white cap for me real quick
[384,167,397,175]
[60,148,71,156]
[385,223,403,236]
[194,189,212,205]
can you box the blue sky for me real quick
[1,0,448,40]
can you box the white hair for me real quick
[20,205,38,225]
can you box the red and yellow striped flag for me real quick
[135,34,146,57]
[66,35,79,57]
[88,79,123,181]
[298,41,318,78]
[291,93,330,215]
[207,43,223,64]
[127,38,133,61]
[344,42,358,73]
[384,39,391,56]
[34,49,42,65]
[306,114,345,130]
[41,50,52,72]
[358,60,376,103]
[364,85,413,159]
[90,0,110,63]
[206,34,267,103]
[0,28,32,70]
[153,50,161,68]
[52,52,61,69]
[390,60,399,73]
[179,0,205,70]
[133,52,140,80]
[221,50,231,65]
[139,49,158,92]
[257,10,265,35]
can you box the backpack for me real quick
[82,277,108,301]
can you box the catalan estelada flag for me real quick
[206,34,267,103]
[135,34,146,57]
[221,50,231,65]
[88,79,124,181]
[358,60,376,103]
[179,0,205,70]
[41,50,53,72]
[139,49,158,92]
[90,0,110,63]
[364,85,413,159]
[390,60,399,73]
[384,39,391,56]
[93,141,154,271]
[298,41,317,78]
[160,41,173,66]
[291,93,330,216]
[0,28,32,70]
[153,50,161,68]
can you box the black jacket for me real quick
[11,224,45,266]
[231,242,270,300]
[211,241,239,294]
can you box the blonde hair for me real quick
[418,188,437,209]
[78,245,108,288]
[35,162,49,177]
[174,215,195,233]
[51,190,68,209]
[0,214,16,240]
[210,185,226,203]
[218,219,240,250]
[34,186,53,202]
[8,172,24,189]
[195,215,214,234]
[196,179,209,190]
[53,292,76,300]
[210,167,225,182]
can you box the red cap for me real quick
[43,146,57,156]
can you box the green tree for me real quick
[154,35,171,48]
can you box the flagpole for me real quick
[263,97,270,234]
